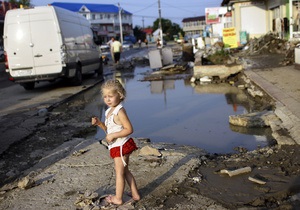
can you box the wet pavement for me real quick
[244,65,300,145]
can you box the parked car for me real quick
[122,41,133,49]
[124,35,136,44]
[3,5,103,90]
[100,44,109,51]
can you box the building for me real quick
[143,28,154,42]
[51,2,134,43]
[220,0,296,42]
[182,16,206,39]
[181,0,300,46]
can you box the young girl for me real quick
[91,79,140,205]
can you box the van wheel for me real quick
[96,59,103,77]
[21,82,35,90]
[71,64,82,86]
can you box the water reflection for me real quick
[92,66,272,154]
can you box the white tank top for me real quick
[105,103,130,150]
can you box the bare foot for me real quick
[105,195,123,205]
[126,192,140,201]
[132,194,141,201]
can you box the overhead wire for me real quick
[112,0,221,26]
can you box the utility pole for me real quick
[118,3,123,43]
[158,0,163,47]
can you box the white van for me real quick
[3,5,103,90]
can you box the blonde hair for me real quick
[101,79,126,101]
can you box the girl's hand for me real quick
[91,117,100,126]
[105,133,115,144]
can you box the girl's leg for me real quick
[109,157,125,205]
[123,155,140,201]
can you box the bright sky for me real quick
[30,0,222,27]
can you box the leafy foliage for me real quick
[153,18,184,41]
[8,0,30,7]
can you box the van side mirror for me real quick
[92,29,102,45]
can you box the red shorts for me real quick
[109,138,138,158]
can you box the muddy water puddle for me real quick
[88,66,272,154]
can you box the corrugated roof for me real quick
[50,2,131,14]
[221,0,230,6]
[182,16,205,22]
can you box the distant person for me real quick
[156,38,161,48]
[144,38,148,48]
[91,79,140,205]
[107,37,115,63]
[112,37,122,64]
[138,39,141,48]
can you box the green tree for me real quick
[152,18,183,41]
[8,0,30,7]
[133,26,146,42]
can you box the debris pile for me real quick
[237,32,300,66]
[238,32,287,55]
[141,63,190,81]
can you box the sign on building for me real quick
[205,8,220,24]
[222,27,238,48]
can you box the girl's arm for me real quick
[91,117,107,133]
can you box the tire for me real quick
[21,82,35,90]
[70,64,82,86]
[96,59,103,77]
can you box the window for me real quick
[107,25,113,31]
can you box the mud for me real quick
[159,145,300,209]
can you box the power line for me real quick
[132,2,157,14]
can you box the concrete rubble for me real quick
[229,110,279,127]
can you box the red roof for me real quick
[143,28,153,35]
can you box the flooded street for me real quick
[91,65,272,154]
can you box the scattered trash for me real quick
[248,176,267,185]
[72,149,89,156]
[192,176,202,183]
[17,176,35,189]
[199,76,212,83]
[220,166,252,177]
